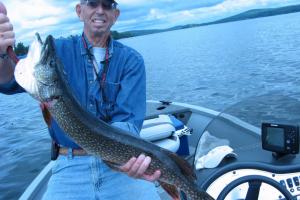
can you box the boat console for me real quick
[146,96,300,200]
[261,122,299,157]
[192,95,300,200]
[205,167,300,200]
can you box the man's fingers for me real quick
[119,154,161,182]
[0,31,14,40]
[142,170,161,182]
[0,38,15,54]
[0,14,14,54]
[0,14,8,24]
[119,157,136,172]
[0,21,13,32]
[128,154,146,177]
[135,156,151,178]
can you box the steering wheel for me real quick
[216,175,295,200]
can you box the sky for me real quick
[1,0,299,44]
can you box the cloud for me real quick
[2,0,78,43]
[117,0,153,6]
[147,8,166,20]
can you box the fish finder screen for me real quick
[266,127,285,148]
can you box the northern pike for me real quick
[14,33,214,200]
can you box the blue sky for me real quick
[2,0,299,44]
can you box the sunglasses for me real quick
[82,0,118,10]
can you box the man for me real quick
[0,0,161,199]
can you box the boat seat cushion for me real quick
[140,115,184,152]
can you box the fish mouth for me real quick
[14,33,43,96]
[36,34,62,102]
[40,34,56,66]
[14,33,61,102]
[35,33,43,44]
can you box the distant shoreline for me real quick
[111,4,300,40]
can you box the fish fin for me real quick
[164,150,196,181]
[158,181,181,200]
[40,103,52,127]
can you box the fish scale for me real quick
[14,33,215,200]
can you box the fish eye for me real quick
[49,60,56,67]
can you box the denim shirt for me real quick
[0,34,146,149]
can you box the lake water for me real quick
[1,12,300,199]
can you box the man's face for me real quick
[76,0,119,37]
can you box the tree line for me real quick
[13,31,137,56]
[14,42,29,56]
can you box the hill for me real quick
[112,4,300,39]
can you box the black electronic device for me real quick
[261,123,299,157]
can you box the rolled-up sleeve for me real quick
[111,121,139,136]
[110,54,146,136]
[0,78,25,95]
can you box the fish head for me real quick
[15,33,62,102]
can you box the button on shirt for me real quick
[0,34,146,149]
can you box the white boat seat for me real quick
[140,115,185,153]
[153,136,180,153]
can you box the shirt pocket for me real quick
[96,81,120,121]
[101,81,120,104]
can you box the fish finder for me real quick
[261,123,299,157]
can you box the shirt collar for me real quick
[80,33,114,58]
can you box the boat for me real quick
[19,96,300,200]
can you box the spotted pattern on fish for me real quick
[15,34,215,200]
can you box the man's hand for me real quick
[119,154,161,182]
[0,8,15,54]
[0,3,16,84]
